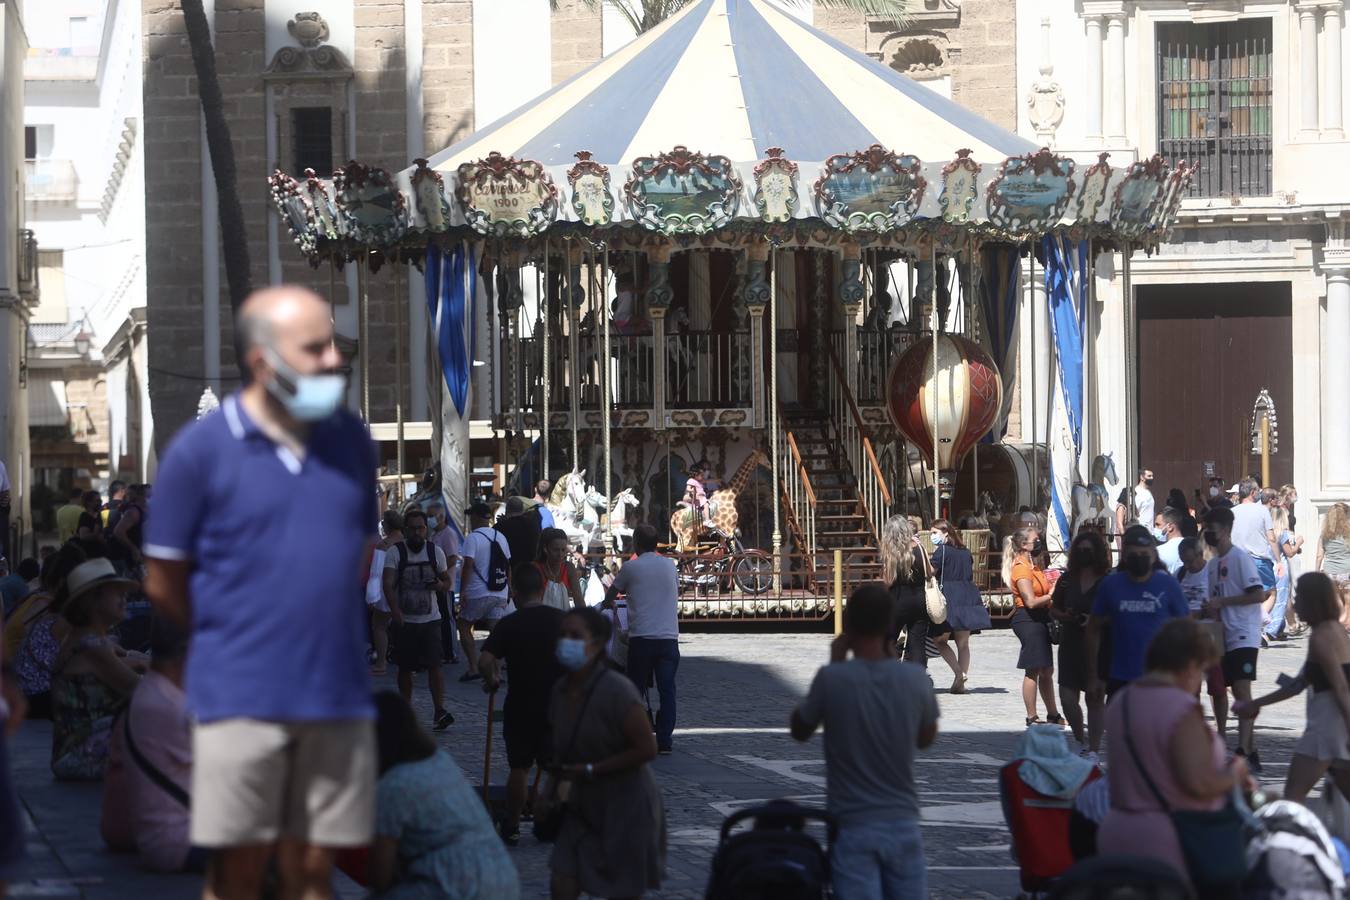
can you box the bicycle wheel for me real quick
[732,553,773,595]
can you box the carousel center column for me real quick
[1325,222,1350,485]
[646,243,674,431]
[838,242,864,396]
[743,242,770,430]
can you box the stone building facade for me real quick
[140,0,1020,472]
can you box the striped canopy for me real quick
[430,0,1035,171]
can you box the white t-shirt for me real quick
[1179,566,1208,615]
[1158,536,1183,574]
[366,547,389,611]
[383,542,447,624]
[1231,502,1274,562]
[459,527,511,602]
[1134,485,1155,530]
[612,552,680,640]
[1207,546,1263,651]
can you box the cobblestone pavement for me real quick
[7,627,1311,898]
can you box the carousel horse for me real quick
[547,468,592,550]
[1071,452,1118,537]
[577,485,610,552]
[669,449,768,552]
[607,488,640,553]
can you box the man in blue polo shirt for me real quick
[144,286,377,900]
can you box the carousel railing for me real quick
[826,343,892,544]
[665,329,753,408]
[774,399,818,570]
[609,334,656,408]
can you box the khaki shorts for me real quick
[191,718,375,848]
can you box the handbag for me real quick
[924,577,948,624]
[1121,690,1249,887]
[1046,618,1063,645]
[533,670,607,842]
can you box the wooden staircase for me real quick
[781,407,878,558]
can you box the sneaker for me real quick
[433,709,454,731]
[499,821,520,847]
[458,671,482,683]
[658,747,673,756]
[1247,750,1263,775]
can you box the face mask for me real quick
[1209,486,1220,498]
[1124,554,1153,577]
[264,348,347,422]
[932,533,946,545]
[1032,538,1046,555]
[1203,530,1220,547]
[556,637,590,671]
[1144,478,1154,486]
[1152,527,1167,543]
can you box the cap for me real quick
[466,502,493,519]
[1227,483,1240,494]
[1121,524,1157,548]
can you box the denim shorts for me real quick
[831,816,927,900]
[1253,557,1277,591]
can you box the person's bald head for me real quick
[237,286,340,382]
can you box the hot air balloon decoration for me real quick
[886,334,1003,502]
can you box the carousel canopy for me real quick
[269,0,1194,256]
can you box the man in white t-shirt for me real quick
[1113,468,1155,552]
[1203,505,1267,773]
[456,502,512,680]
[606,523,680,754]
[1230,478,1281,609]
[382,508,453,731]
[1155,507,1185,573]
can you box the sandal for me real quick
[950,673,967,695]
[1046,713,1066,726]
[1025,715,1043,727]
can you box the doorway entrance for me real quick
[1136,282,1292,500]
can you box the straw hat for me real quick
[65,558,136,602]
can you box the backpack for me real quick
[472,528,510,593]
[390,542,441,618]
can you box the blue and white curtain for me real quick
[425,242,479,540]
[977,244,1022,443]
[1043,237,1089,554]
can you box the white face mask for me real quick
[264,348,347,422]
[1208,486,1220,498]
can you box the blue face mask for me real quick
[556,637,590,671]
[265,349,347,422]
[932,532,946,545]
[1152,527,1168,543]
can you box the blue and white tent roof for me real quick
[428,0,1034,170]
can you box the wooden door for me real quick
[1136,282,1292,501]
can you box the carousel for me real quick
[269,0,1192,619]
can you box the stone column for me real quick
[1326,4,1345,138]
[646,245,673,429]
[1327,240,1350,485]
[1300,4,1321,138]
[1105,12,1128,144]
[1085,16,1105,145]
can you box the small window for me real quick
[24,126,36,161]
[292,107,333,176]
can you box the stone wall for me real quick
[948,0,1017,131]
[550,0,603,85]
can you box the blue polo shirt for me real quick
[1092,570,1189,683]
[145,394,377,723]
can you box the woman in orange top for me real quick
[1002,524,1064,726]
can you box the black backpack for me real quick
[706,801,834,900]
[472,528,510,593]
[389,542,442,618]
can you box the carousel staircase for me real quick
[780,408,879,556]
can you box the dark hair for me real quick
[68,486,83,500]
[513,563,544,600]
[149,615,190,664]
[15,558,39,581]
[403,508,428,528]
[81,490,102,507]
[1161,507,1185,529]
[844,583,893,638]
[42,543,87,599]
[1295,572,1341,625]
[1068,529,1111,576]
[1178,536,1203,562]
[537,527,569,561]
[109,480,127,496]
[380,509,404,535]
[692,459,710,474]
[1166,489,1188,511]
[535,480,552,497]
[633,524,659,553]
[505,496,526,516]
[930,519,965,550]
[1145,617,1220,673]
[1179,514,1200,538]
[1204,506,1235,530]
[374,690,437,776]
[563,606,612,647]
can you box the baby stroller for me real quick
[1244,799,1346,899]
[705,800,835,900]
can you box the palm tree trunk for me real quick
[181,0,252,380]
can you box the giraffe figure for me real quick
[669,448,768,551]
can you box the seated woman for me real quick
[369,690,518,899]
[1099,617,1256,891]
[12,545,88,718]
[50,558,141,780]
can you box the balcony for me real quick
[25,159,79,205]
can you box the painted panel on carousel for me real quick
[1151,161,1194,235]
[1076,152,1113,224]
[334,162,409,246]
[753,148,799,224]
[456,152,560,237]
[268,170,316,257]
[939,150,981,225]
[567,151,614,227]
[409,158,451,233]
[302,169,341,241]
[624,146,743,235]
[813,145,925,232]
[986,149,1076,234]
[1109,155,1168,237]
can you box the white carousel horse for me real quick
[547,469,592,550]
[577,485,610,552]
[1071,451,1118,537]
[607,488,640,553]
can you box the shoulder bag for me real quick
[1121,689,1249,888]
[533,670,607,842]
[925,549,948,624]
